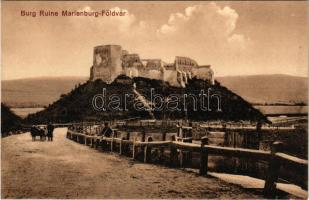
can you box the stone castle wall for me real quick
[90,45,214,87]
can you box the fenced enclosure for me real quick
[65,121,307,198]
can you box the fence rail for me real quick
[66,129,307,198]
[33,120,296,130]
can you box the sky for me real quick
[2,1,308,80]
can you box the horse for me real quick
[30,126,46,141]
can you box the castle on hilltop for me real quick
[90,45,214,87]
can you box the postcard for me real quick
[1,1,308,199]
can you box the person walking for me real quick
[47,122,55,141]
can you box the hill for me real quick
[25,75,267,123]
[2,74,307,107]
[2,76,88,107]
[1,103,22,134]
[217,74,308,105]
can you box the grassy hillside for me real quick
[217,74,308,105]
[26,76,151,123]
[2,74,307,107]
[25,75,267,124]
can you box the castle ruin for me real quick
[90,45,214,87]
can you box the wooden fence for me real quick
[52,120,295,130]
[66,128,307,198]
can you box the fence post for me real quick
[179,149,184,168]
[177,123,182,137]
[90,137,94,147]
[119,138,123,155]
[94,137,99,149]
[233,132,236,148]
[162,131,167,141]
[144,137,153,163]
[263,141,283,198]
[200,136,209,175]
[110,137,114,152]
[126,132,131,140]
[141,130,146,142]
[114,130,118,138]
[160,131,167,159]
[141,130,146,158]
[132,138,138,160]
[186,128,193,167]
[170,135,178,167]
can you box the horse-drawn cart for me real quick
[30,125,47,141]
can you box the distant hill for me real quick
[217,74,308,105]
[2,76,88,107]
[25,75,267,123]
[2,74,307,107]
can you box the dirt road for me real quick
[1,128,261,199]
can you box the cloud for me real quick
[228,34,248,50]
[157,3,246,47]
[74,3,251,73]
[150,3,253,73]
[71,3,249,57]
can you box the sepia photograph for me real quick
[1,1,308,199]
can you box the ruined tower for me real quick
[90,45,122,83]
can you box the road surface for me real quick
[1,128,261,199]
